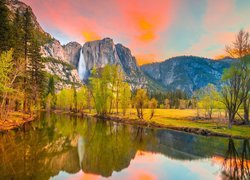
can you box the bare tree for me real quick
[221,66,246,128]
[225,29,250,124]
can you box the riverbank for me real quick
[2,109,249,139]
[70,109,250,139]
[0,112,36,132]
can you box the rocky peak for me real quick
[63,42,82,68]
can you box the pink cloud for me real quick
[204,0,236,31]
[22,0,176,64]
[186,0,244,58]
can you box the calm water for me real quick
[0,113,249,180]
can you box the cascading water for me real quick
[78,47,87,81]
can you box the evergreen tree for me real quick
[11,9,25,109]
[23,8,33,67]
[45,76,56,109]
[12,9,24,61]
[0,0,12,52]
[22,8,33,112]
[28,39,45,107]
[47,76,56,96]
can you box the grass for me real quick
[83,108,250,139]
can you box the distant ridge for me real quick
[141,56,235,94]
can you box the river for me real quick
[0,113,249,179]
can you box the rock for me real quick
[63,42,82,68]
[44,60,81,90]
[41,39,67,62]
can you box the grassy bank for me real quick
[80,109,250,139]
[0,112,36,131]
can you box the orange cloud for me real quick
[133,14,158,42]
[82,31,101,41]
[136,54,160,65]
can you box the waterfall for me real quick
[78,47,87,81]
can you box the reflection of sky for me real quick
[51,151,222,180]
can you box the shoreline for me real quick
[0,112,37,132]
[93,114,248,140]
[1,110,249,140]
[54,110,249,140]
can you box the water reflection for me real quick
[0,113,249,179]
[221,138,250,179]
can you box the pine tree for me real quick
[23,8,33,112]
[45,76,56,109]
[28,39,45,107]
[12,9,25,61]
[23,8,33,67]
[0,0,12,52]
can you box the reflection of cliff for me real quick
[0,113,248,179]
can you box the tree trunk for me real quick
[228,111,234,129]
[140,107,143,120]
[225,110,228,118]
[136,108,140,119]
[208,109,212,119]
[243,100,249,124]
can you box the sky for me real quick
[22,0,250,65]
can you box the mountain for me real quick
[6,0,82,89]
[78,38,147,89]
[141,56,235,94]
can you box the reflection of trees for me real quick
[2,112,250,179]
[222,138,250,179]
[0,115,151,178]
[0,114,81,179]
[80,121,138,177]
[135,127,144,142]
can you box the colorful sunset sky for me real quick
[22,0,250,64]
